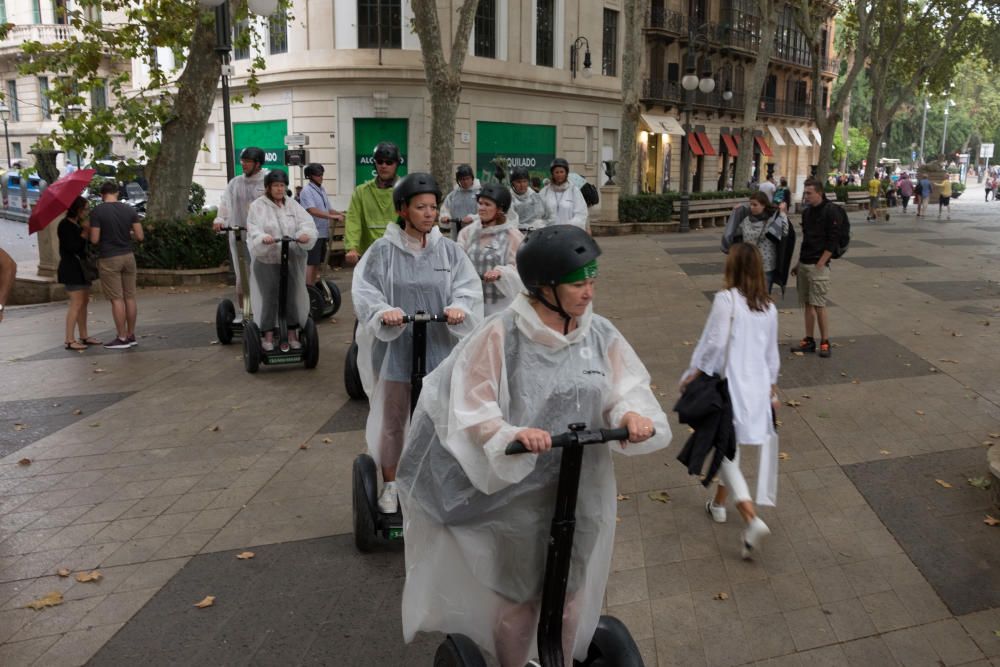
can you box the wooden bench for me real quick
[673,197,746,229]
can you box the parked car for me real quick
[1,170,47,222]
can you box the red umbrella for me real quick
[28,168,97,235]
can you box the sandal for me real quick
[65,341,87,351]
[80,337,102,346]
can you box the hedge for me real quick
[619,190,752,223]
[833,184,867,202]
[134,210,226,270]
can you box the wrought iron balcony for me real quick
[641,78,745,113]
[646,6,686,35]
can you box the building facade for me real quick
[639,0,837,197]
[192,0,627,207]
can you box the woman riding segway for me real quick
[456,183,524,317]
[352,172,483,516]
[396,225,672,666]
[509,166,550,233]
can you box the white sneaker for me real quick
[377,481,399,514]
[261,340,274,352]
[741,517,771,560]
[705,500,727,523]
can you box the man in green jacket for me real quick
[345,142,401,265]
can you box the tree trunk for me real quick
[839,90,851,172]
[733,0,778,189]
[411,0,479,191]
[617,0,647,195]
[146,12,219,221]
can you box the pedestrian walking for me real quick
[791,178,842,358]
[938,177,952,220]
[985,174,993,202]
[898,173,913,213]
[772,177,792,213]
[344,142,400,266]
[58,196,100,350]
[440,164,481,238]
[298,163,345,288]
[917,174,932,217]
[866,175,882,222]
[539,158,588,230]
[90,181,144,349]
[679,242,779,559]
[213,146,267,318]
[731,192,790,294]
[396,225,669,666]
[758,175,776,203]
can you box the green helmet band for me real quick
[559,260,598,284]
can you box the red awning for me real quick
[721,134,739,156]
[696,132,717,156]
[755,135,774,157]
[687,132,704,157]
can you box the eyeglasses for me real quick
[375,159,396,166]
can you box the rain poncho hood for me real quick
[352,222,484,467]
[246,195,317,329]
[456,218,525,316]
[510,187,550,231]
[397,293,671,662]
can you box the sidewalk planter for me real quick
[135,211,226,271]
[137,266,231,287]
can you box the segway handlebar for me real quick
[379,312,450,325]
[216,226,244,232]
[505,424,652,455]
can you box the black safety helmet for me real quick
[477,183,512,213]
[510,166,530,182]
[264,169,290,188]
[517,225,601,332]
[456,164,474,180]
[240,147,265,165]
[373,141,401,164]
[304,163,324,178]
[549,157,570,173]
[393,172,442,212]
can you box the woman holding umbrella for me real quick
[57,196,99,350]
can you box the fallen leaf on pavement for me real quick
[89,423,100,428]
[93,368,106,374]
[984,516,1000,527]
[682,341,693,346]
[983,441,995,446]
[929,367,938,373]
[778,452,790,460]
[989,433,1000,438]
[648,491,670,504]
[713,592,730,600]
[194,595,215,608]
[801,394,811,399]
[616,494,630,501]
[236,552,255,560]
[322,437,332,444]
[968,477,992,491]
[938,359,958,364]
[879,450,891,455]
[775,419,783,427]
[72,409,82,415]
[935,479,953,489]
[840,372,848,377]
[18,458,31,466]
[912,330,921,335]
[299,443,309,450]
[786,400,801,407]
[915,410,925,416]
[209,426,220,432]
[56,568,71,577]
[25,591,64,610]
[75,570,102,583]
[792,351,804,357]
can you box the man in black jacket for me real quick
[791,178,841,358]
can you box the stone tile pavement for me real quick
[1,189,999,666]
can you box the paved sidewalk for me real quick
[1,191,999,666]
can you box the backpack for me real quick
[580,182,600,207]
[829,203,850,258]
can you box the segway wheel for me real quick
[243,321,261,374]
[307,284,325,321]
[352,454,379,553]
[303,318,319,369]
[216,299,236,345]
[433,634,487,667]
[580,615,645,667]
[325,280,342,317]
[344,341,366,400]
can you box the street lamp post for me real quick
[941,99,955,160]
[569,36,592,79]
[66,104,83,167]
[0,103,10,168]
[918,98,929,166]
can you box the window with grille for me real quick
[474,0,497,58]
[39,77,50,119]
[6,80,18,121]
[358,0,402,49]
[90,81,107,110]
[233,19,250,60]
[269,12,288,54]
[536,0,554,67]
[602,9,618,76]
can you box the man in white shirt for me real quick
[758,176,776,202]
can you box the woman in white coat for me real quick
[680,242,780,559]
[456,183,525,316]
[352,172,483,515]
[397,225,671,666]
[246,169,317,351]
[539,158,588,230]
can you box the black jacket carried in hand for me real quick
[673,373,737,486]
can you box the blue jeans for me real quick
[766,270,777,294]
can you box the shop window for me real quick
[358,0,402,49]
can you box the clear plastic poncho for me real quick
[396,293,671,663]
[510,187,551,231]
[456,218,525,317]
[217,170,267,296]
[352,223,484,468]
[246,196,317,330]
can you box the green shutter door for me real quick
[475,121,557,183]
[233,120,288,175]
[354,118,408,186]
